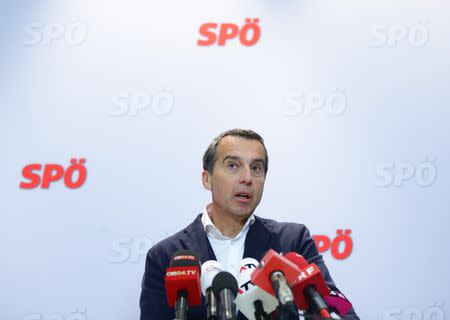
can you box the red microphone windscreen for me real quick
[250,249,300,296]
[284,252,330,310]
[165,250,202,307]
[284,252,308,268]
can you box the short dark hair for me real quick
[202,129,268,174]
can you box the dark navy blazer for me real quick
[139,214,359,319]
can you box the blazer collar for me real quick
[243,215,275,261]
[180,213,275,264]
[180,214,217,264]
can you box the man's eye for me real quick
[252,165,262,172]
[228,163,238,169]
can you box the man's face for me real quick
[202,136,267,219]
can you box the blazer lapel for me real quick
[179,214,217,264]
[179,214,276,263]
[243,216,275,261]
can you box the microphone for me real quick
[235,258,279,320]
[164,250,202,320]
[201,260,225,320]
[324,290,353,318]
[250,249,299,316]
[284,252,333,319]
[212,271,239,320]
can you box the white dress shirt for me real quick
[201,204,255,279]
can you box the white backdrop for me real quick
[2,1,450,319]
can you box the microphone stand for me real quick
[175,290,188,320]
[218,289,237,320]
[253,300,271,320]
[206,289,218,320]
[303,309,341,320]
[275,305,299,320]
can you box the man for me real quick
[140,129,359,319]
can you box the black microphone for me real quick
[212,271,238,320]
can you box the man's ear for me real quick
[202,170,212,190]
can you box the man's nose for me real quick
[239,166,252,184]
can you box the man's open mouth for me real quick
[234,192,252,202]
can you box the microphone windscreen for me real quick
[284,252,308,268]
[165,250,202,307]
[236,257,259,275]
[212,271,238,297]
[201,260,224,295]
[251,249,300,296]
[235,258,279,320]
[325,291,353,317]
[170,250,201,272]
[284,251,330,310]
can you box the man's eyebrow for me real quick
[251,158,265,165]
[222,155,241,163]
[222,156,265,165]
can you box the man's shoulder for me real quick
[256,215,317,259]
[256,215,310,235]
[146,214,201,259]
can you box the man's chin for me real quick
[231,205,255,219]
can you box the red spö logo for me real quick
[20,158,87,189]
[312,229,353,260]
[197,18,261,46]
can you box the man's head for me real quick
[202,129,268,220]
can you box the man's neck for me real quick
[207,203,250,238]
